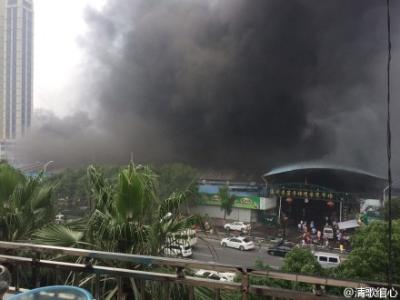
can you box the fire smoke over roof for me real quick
[16,0,400,175]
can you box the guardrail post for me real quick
[176,267,185,279]
[15,265,19,292]
[32,252,40,288]
[215,288,220,300]
[95,273,100,300]
[241,269,249,300]
[117,276,123,300]
[139,279,145,300]
[188,286,194,300]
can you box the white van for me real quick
[323,227,334,240]
[313,251,341,268]
[163,244,192,258]
[166,229,197,247]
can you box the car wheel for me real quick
[226,227,230,231]
[239,246,244,251]
[222,242,227,248]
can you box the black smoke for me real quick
[17,0,400,175]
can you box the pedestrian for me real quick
[310,220,315,229]
[324,238,329,248]
[317,230,321,241]
[311,227,317,235]
[332,219,337,228]
[340,243,344,253]
[298,222,302,232]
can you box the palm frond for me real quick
[32,224,85,247]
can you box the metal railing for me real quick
[0,241,395,300]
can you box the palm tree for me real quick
[0,162,25,203]
[219,185,235,220]
[0,171,54,241]
[33,162,195,298]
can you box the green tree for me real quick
[0,162,25,203]
[219,185,235,219]
[0,172,55,241]
[85,163,194,254]
[35,162,195,298]
[281,248,324,292]
[157,163,199,202]
[382,198,400,220]
[338,220,400,283]
[46,166,121,217]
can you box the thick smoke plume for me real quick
[17,0,400,175]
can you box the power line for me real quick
[386,0,393,289]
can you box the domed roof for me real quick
[263,161,386,194]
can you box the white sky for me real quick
[34,0,107,117]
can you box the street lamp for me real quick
[382,180,400,206]
[43,161,54,173]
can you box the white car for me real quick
[163,244,192,258]
[220,236,255,251]
[224,221,251,232]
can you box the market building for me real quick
[191,162,386,227]
[263,162,386,229]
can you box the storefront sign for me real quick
[269,186,351,202]
[198,193,260,209]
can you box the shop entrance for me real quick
[281,198,339,230]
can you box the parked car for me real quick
[224,221,251,232]
[195,270,235,282]
[267,241,294,257]
[220,236,255,251]
[313,251,341,268]
[163,244,192,258]
[265,236,283,244]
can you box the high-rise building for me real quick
[0,0,33,140]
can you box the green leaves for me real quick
[339,220,400,283]
[0,171,55,242]
[116,163,154,220]
[85,163,193,256]
[219,185,235,219]
[32,224,85,247]
[0,162,25,204]
[282,248,323,275]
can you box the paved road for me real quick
[192,238,284,269]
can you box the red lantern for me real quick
[286,197,293,204]
[327,200,334,208]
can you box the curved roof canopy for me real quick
[263,162,386,194]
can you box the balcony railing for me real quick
[0,241,395,299]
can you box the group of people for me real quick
[298,220,324,246]
[298,219,348,252]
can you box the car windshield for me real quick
[242,238,251,243]
[183,246,191,250]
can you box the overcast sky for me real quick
[34,0,106,116]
